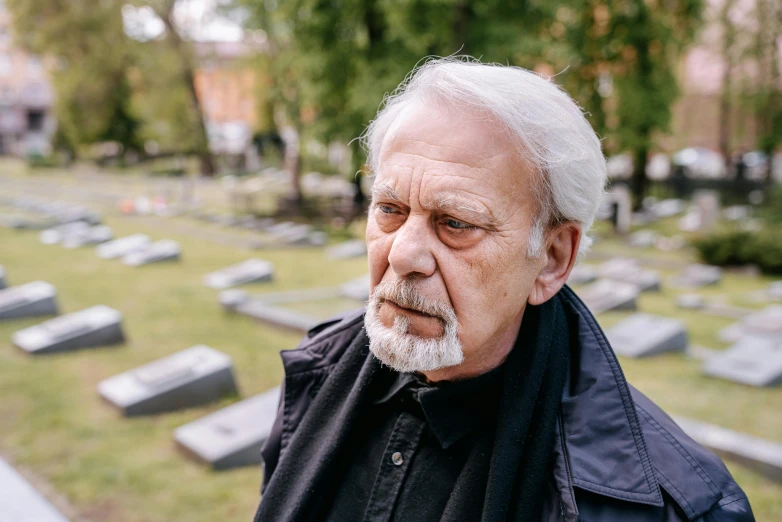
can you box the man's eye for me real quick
[378,204,398,214]
[444,218,475,230]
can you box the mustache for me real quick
[371,279,457,323]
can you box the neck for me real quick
[422,310,525,382]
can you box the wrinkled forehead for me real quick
[374,101,539,219]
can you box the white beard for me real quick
[364,279,463,373]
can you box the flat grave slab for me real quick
[628,230,657,248]
[769,281,782,301]
[672,416,782,482]
[677,293,706,309]
[718,305,782,343]
[61,225,113,249]
[97,234,151,259]
[0,457,71,522]
[673,264,722,288]
[122,239,181,266]
[703,336,782,387]
[567,264,597,286]
[577,279,639,314]
[174,386,281,470]
[13,305,125,355]
[606,313,688,358]
[340,275,370,302]
[0,265,6,290]
[235,301,319,333]
[98,345,238,416]
[597,258,661,292]
[204,259,273,290]
[326,239,367,260]
[39,222,89,245]
[0,281,58,320]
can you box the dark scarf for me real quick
[255,294,570,522]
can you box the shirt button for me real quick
[391,452,404,466]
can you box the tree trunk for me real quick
[631,144,649,211]
[718,0,736,169]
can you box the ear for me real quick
[528,222,581,305]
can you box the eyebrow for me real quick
[370,182,402,203]
[429,193,498,228]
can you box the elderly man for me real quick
[253,59,753,522]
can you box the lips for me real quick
[382,299,439,319]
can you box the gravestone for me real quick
[567,264,597,286]
[628,230,657,249]
[0,281,58,320]
[98,345,238,416]
[718,305,782,343]
[265,221,296,237]
[597,258,661,292]
[692,190,720,231]
[235,301,318,333]
[340,275,370,302]
[673,416,782,483]
[13,305,124,355]
[174,386,281,469]
[769,282,782,301]
[97,234,151,259]
[122,240,181,266]
[282,225,326,246]
[606,313,688,358]
[0,458,71,522]
[0,265,6,290]
[39,222,89,245]
[673,264,722,288]
[577,280,639,314]
[62,225,113,249]
[326,239,367,260]
[204,259,273,290]
[703,336,782,387]
[677,293,706,310]
[652,198,685,218]
[219,289,249,312]
[607,186,632,234]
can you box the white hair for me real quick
[360,57,607,257]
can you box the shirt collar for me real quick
[374,365,503,449]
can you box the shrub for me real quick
[693,228,782,275]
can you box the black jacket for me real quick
[256,286,754,522]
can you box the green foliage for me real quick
[693,228,782,274]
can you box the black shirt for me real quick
[323,364,503,522]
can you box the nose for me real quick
[387,214,437,278]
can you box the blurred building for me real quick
[0,4,56,156]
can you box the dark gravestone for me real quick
[703,336,782,387]
[577,280,639,314]
[567,264,597,286]
[122,240,181,266]
[13,305,124,355]
[340,275,370,302]
[597,258,661,292]
[98,345,238,416]
[673,264,722,288]
[174,386,281,469]
[607,313,688,358]
[97,234,151,260]
[326,239,367,260]
[204,259,273,290]
[235,301,318,333]
[0,265,6,290]
[718,305,782,344]
[0,281,58,320]
[672,416,782,483]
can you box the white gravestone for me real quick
[677,294,706,310]
[577,279,639,314]
[97,234,151,260]
[235,301,319,333]
[0,281,58,320]
[203,259,273,290]
[62,225,113,249]
[607,313,688,358]
[608,185,632,234]
[13,305,124,355]
[98,345,238,416]
[693,190,720,231]
[326,240,367,260]
[673,264,722,288]
[567,264,597,286]
[219,289,249,312]
[122,239,181,266]
[768,282,782,302]
[597,258,661,292]
[39,222,89,245]
[703,336,782,387]
[340,275,370,302]
[718,305,782,344]
[174,386,281,469]
[0,265,6,290]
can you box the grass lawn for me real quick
[0,170,781,520]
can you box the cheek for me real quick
[366,221,393,287]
